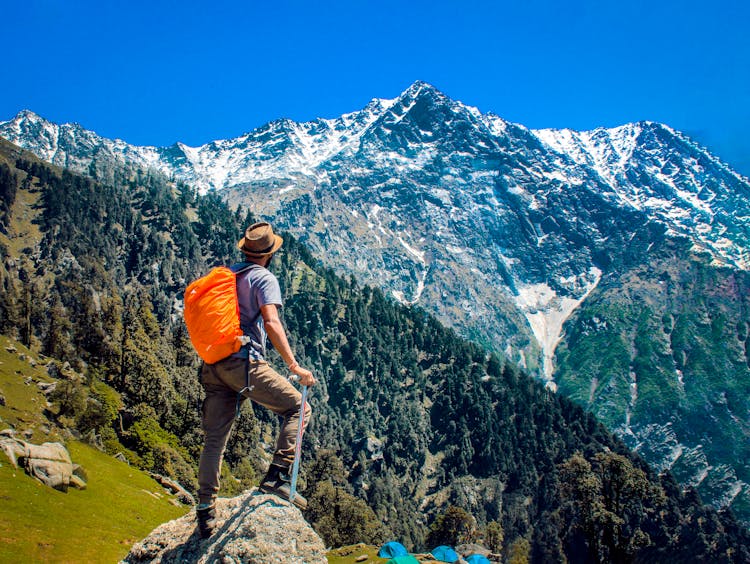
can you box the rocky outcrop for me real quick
[123,490,327,564]
[0,435,87,491]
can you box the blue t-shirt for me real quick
[230,262,283,361]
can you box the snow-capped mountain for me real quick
[2,81,749,522]
[4,85,747,370]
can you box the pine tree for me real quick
[426,505,476,548]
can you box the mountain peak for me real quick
[12,109,49,124]
[396,80,447,105]
[405,79,437,93]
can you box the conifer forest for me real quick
[1,139,748,562]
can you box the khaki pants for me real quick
[197,357,312,505]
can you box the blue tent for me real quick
[431,545,460,563]
[466,555,491,564]
[378,541,409,558]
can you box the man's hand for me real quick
[290,364,316,387]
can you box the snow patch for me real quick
[397,236,426,263]
[514,267,602,381]
[392,268,428,306]
[446,245,466,254]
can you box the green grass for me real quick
[327,543,387,563]
[0,442,189,562]
[0,335,60,444]
[0,336,190,562]
[326,544,435,563]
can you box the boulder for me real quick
[46,363,60,378]
[457,543,493,558]
[18,354,37,367]
[37,381,57,395]
[150,472,196,505]
[123,490,327,564]
[83,429,104,451]
[1,436,30,466]
[0,437,87,491]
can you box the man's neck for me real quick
[244,256,270,268]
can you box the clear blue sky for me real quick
[5,0,750,175]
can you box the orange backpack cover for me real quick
[184,266,245,364]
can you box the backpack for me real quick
[183,265,255,364]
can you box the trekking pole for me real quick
[288,376,309,506]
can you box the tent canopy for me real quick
[378,541,409,559]
[386,556,420,564]
[431,545,460,563]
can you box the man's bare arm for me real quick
[261,304,315,386]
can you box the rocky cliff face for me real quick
[122,491,327,564]
[2,82,749,522]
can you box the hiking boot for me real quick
[196,503,217,539]
[258,463,307,510]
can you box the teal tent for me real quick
[466,555,491,564]
[378,541,409,558]
[386,556,420,564]
[431,545,459,563]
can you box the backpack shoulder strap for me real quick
[231,262,260,275]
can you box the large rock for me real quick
[123,490,327,564]
[0,437,87,491]
[149,472,195,505]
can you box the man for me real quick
[196,222,316,538]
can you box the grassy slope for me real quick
[0,336,189,563]
[327,544,387,563]
[326,544,447,563]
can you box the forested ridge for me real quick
[0,138,748,562]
